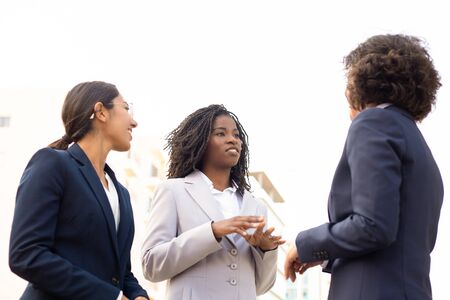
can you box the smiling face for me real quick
[201,114,242,171]
[103,95,137,152]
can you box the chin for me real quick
[114,143,131,152]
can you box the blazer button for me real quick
[230,263,238,270]
[230,249,238,256]
[229,279,237,286]
[112,277,120,286]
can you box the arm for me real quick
[9,148,119,299]
[123,257,149,300]
[297,110,405,263]
[141,181,222,282]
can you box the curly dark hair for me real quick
[165,104,251,195]
[344,34,441,121]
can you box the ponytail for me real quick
[48,134,73,150]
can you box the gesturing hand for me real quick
[284,244,322,282]
[211,216,264,240]
[245,220,285,251]
[284,245,301,282]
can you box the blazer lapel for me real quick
[230,191,260,244]
[68,144,120,262]
[184,171,225,222]
[108,165,132,257]
[240,191,259,216]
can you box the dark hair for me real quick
[165,104,251,194]
[344,34,441,121]
[49,81,119,149]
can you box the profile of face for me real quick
[100,95,137,152]
[202,114,242,170]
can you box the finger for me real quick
[234,228,248,237]
[253,221,265,236]
[235,215,264,223]
[264,227,275,236]
[236,221,262,229]
[270,235,282,241]
[289,265,297,282]
[293,261,302,272]
[284,258,291,280]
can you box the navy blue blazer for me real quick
[9,143,148,300]
[296,106,444,300]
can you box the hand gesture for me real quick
[211,216,264,240]
[245,218,285,251]
[284,244,322,282]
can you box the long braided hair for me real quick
[165,104,250,195]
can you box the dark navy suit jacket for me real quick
[296,106,443,300]
[9,143,148,300]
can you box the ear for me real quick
[93,102,108,122]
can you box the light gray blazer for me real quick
[141,170,277,300]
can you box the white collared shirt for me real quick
[102,172,123,299]
[199,171,242,219]
[103,172,120,231]
[376,103,392,109]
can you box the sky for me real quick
[1,0,449,298]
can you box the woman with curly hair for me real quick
[285,34,443,300]
[141,104,283,300]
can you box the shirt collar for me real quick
[198,171,237,193]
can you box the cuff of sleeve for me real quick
[117,291,123,300]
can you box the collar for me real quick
[198,171,237,193]
[376,103,392,109]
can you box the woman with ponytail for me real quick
[9,81,150,300]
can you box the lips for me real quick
[226,147,240,154]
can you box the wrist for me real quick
[259,245,277,252]
[211,221,222,242]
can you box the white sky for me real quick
[1,1,449,299]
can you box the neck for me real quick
[202,167,231,192]
[77,133,110,178]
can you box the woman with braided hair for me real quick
[141,104,284,300]
[9,81,149,300]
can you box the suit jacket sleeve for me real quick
[9,148,120,299]
[141,181,222,282]
[250,203,278,295]
[296,109,405,264]
[123,257,149,299]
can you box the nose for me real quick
[131,118,138,128]
[227,134,239,144]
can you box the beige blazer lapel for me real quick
[231,191,261,243]
[184,170,225,222]
[240,191,259,216]
[184,171,243,248]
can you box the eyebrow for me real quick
[212,127,239,131]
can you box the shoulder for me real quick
[26,147,69,171]
[349,107,406,139]
[157,178,185,189]
[153,178,186,198]
[20,148,68,189]
[352,107,403,127]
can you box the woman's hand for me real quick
[211,216,264,240]
[245,219,285,251]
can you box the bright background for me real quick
[1,0,449,298]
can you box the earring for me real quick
[89,110,101,120]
